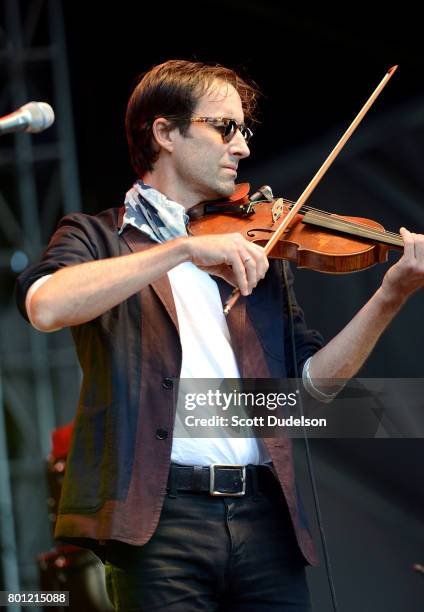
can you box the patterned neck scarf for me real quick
[119,179,189,243]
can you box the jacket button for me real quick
[162,378,173,390]
[156,429,168,440]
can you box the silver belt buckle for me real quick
[209,464,246,496]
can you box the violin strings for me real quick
[283,198,401,239]
[280,198,402,242]
[302,210,399,241]
[254,196,396,242]
[304,214,403,245]
[281,198,394,233]
[305,213,402,245]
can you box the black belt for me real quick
[167,463,276,497]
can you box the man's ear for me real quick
[151,118,177,153]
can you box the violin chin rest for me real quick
[189,183,251,219]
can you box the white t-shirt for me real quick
[168,261,271,466]
[26,265,271,466]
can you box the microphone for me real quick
[0,101,55,135]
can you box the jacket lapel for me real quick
[120,218,261,379]
[215,278,246,376]
[121,225,179,333]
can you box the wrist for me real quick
[374,284,406,313]
[172,236,193,264]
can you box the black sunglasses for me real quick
[190,117,253,143]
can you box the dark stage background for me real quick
[62,3,424,374]
[1,2,423,610]
[63,5,424,610]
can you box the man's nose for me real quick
[229,130,250,159]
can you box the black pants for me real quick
[104,468,312,611]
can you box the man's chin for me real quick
[214,179,236,198]
[197,179,236,204]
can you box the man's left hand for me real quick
[380,227,424,305]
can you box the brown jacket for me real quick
[15,208,323,565]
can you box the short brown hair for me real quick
[125,59,260,177]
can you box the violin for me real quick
[188,183,403,275]
[191,65,400,313]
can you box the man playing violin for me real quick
[16,60,424,611]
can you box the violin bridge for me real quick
[271,198,286,224]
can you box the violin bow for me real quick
[224,65,398,315]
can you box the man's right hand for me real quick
[184,233,269,296]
